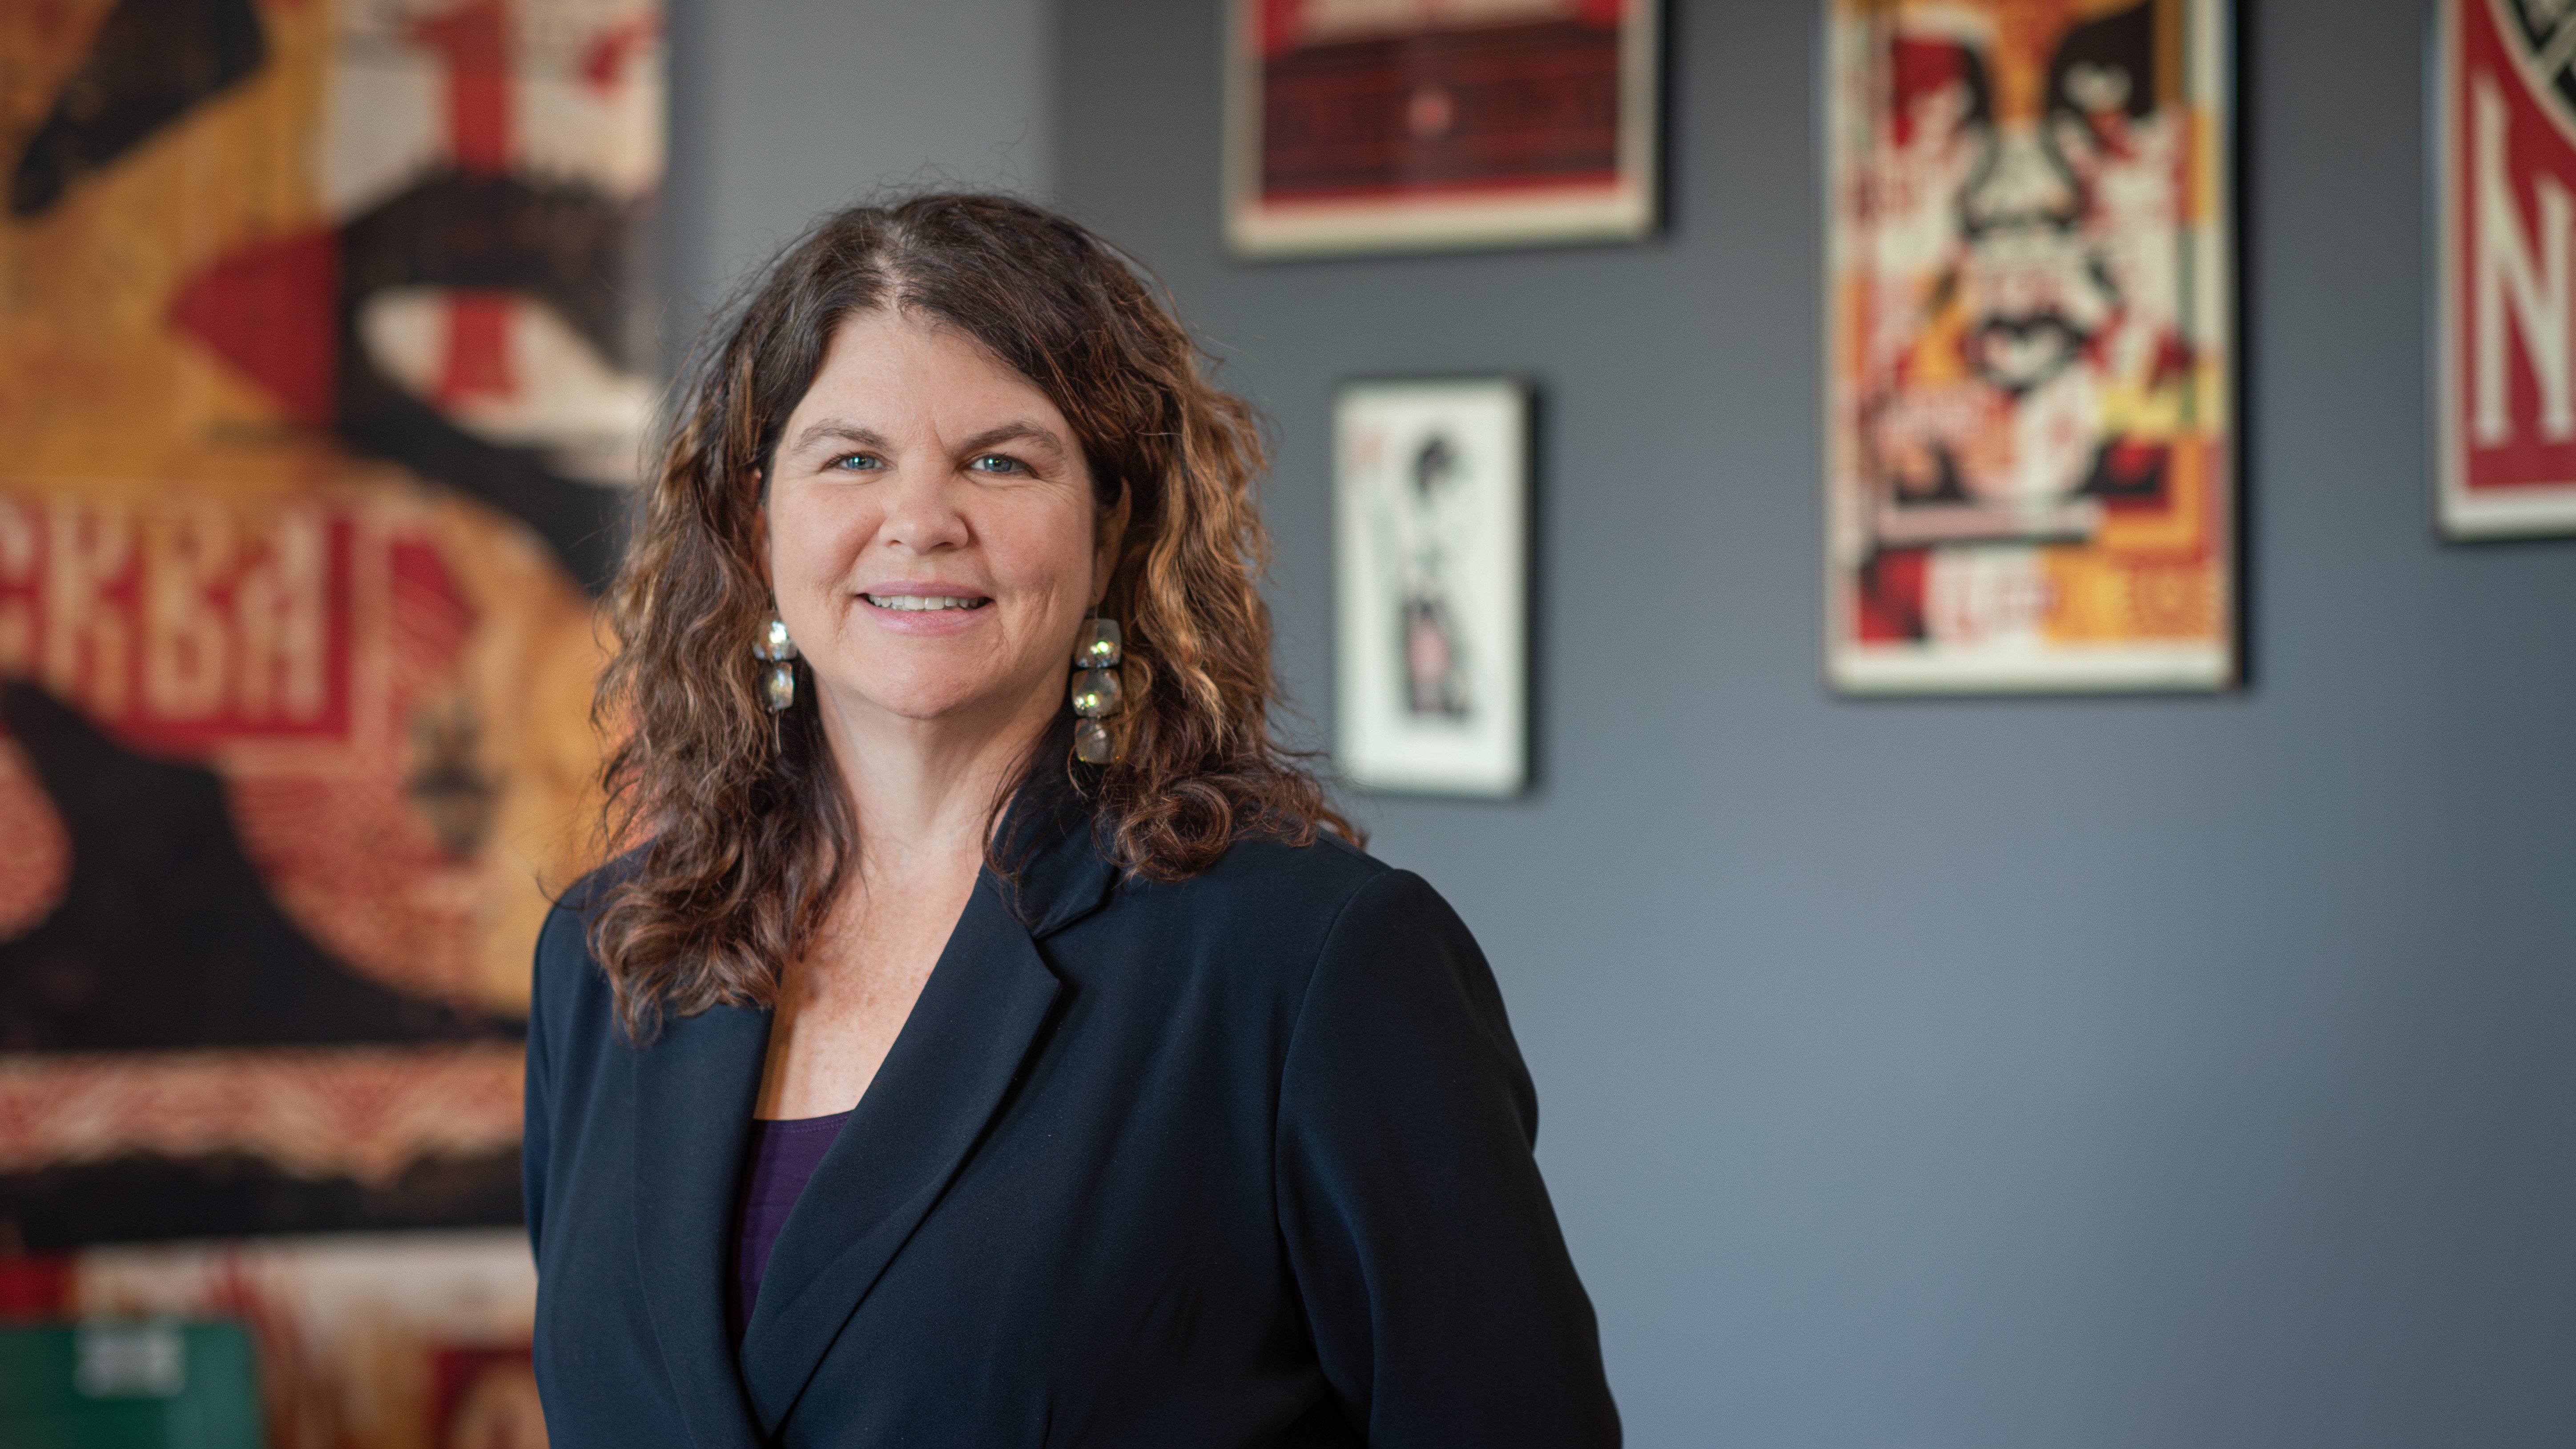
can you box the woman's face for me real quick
[762,308,1116,741]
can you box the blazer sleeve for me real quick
[1275,869,1620,1447]
[521,900,580,1259]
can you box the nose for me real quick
[875,464,971,556]
[1960,121,2080,236]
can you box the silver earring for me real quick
[754,615,797,713]
[1069,616,1122,763]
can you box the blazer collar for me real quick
[625,799,1115,1443]
[994,784,1120,941]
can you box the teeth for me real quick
[866,594,985,612]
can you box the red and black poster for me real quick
[1224,0,1658,257]
[2437,0,2576,537]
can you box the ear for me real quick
[1091,481,1131,604]
[750,470,773,592]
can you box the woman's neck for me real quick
[754,683,1058,1120]
[811,677,1059,886]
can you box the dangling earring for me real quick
[1069,614,1122,764]
[754,615,797,713]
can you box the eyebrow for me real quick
[783,418,1070,461]
[785,420,894,456]
[955,422,1070,460]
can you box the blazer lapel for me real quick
[1006,793,1118,940]
[736,870,1066,1433]
[629,1000,771,1449]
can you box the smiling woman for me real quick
[759,309,1111,764]
[521,194,1618,1448]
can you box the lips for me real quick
[863,593,990,612]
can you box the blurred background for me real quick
[5,0,2576,1446]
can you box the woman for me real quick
[522,194,1618,1447]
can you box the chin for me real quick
[832,674,1033,729]
[854,690,984,724]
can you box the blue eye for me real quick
[830,452,882,471]
[969,454,1025,474]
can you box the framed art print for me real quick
[1334,378,1530,797]
[1823,0,2238,693]
[1224,0,1659,258]
[2434,0,2576,538]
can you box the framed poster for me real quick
[1224,0,1659,258]
[2434,0,2576,538]
[1334,378,1530,797]
[1823,0,2238,693]
[0,0,660,1246]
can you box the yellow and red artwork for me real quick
[2435,0,2576,538]
[1824,0,2235,692]
[0,0,660,1245]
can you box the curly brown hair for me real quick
[586,193,1356,1038]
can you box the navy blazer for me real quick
[523,809,1618,1447]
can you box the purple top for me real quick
[728,1111,851,1342]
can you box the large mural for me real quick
[0,0,660,1245]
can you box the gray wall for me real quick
[660,0,1055,343]
[1051,2,2576,1446]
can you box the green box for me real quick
[0,1322,264,1449]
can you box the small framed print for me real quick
[1224,0,1660,259]
[1823,0,2239,693]
[1333,377,1530,797]
[2434,0,2576,538]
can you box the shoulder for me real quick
[530,858,634,1043]
[1121,828,1407,939]
[537,859,627,966]
[1194,826,1391,900]
[1097,830,1478,998]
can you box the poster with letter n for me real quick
[1823,0,2238,694]
[2436,0,2576,539]
[1224,0,1659,258]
